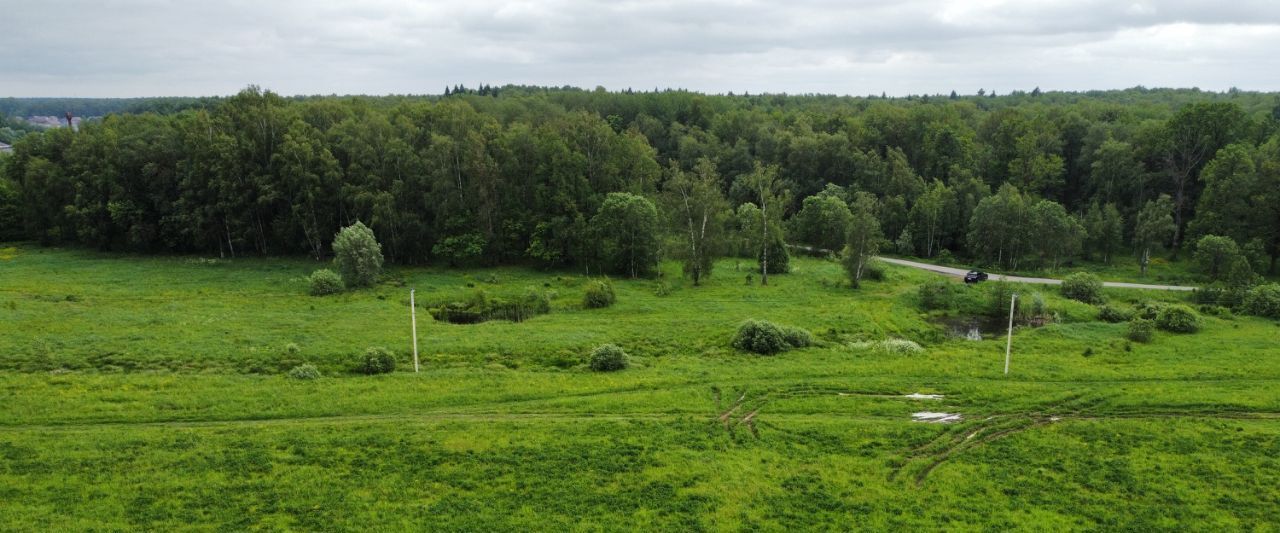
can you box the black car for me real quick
[964,270,988,283]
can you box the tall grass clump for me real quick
[431,288,551,324]
[583,279,616,309]
[880,338,924,355]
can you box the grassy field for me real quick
[2,245,1279,530]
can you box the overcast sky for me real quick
[2,0,1279,98]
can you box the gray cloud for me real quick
[1,0,1278,97]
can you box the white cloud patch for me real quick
[0,0,1277,96]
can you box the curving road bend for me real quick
[875,256,1196,291]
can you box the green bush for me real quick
[985,281,1018,317]
[307,269,344,296]
[918,279,955,311]
[1127,318,1155,343]
[360,347,397,374]
[332,221,384,287]
[861,260,886,281]
[1133,301,1167,320]
[732,320,810,355]
[583,279,616,309]
[1192,283,1247,309]
[733,319,787,354]
[759,237,790,274]
[1155,305,1200,333]
[287,363,321,380]
[1061,272,1103,304]
[1097,305,1133,323]
[1242,284,1280,319]
[780,326,815,348]
[588,344,628,372]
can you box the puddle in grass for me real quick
[904,393,944,400]
[933,316,1007,340]
[912,412,963,423]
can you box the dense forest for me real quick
[2,86,1279,283]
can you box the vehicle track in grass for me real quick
[2,405,1277,433]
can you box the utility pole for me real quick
[410,289,420,373]
[1004,293,1017,375]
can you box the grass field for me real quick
[2,245,1279,530]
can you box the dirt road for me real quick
[876,256,1196,291]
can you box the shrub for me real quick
[861,260,886,281]
[308,269,344,296]
[760,237,790,274]
[588,344,628,372]
[1133,301,1166,320]
[1155,305,1200,333]
[985,281,1018,317]
[732,320,785,355]
[1127,318,1155,343]
[1242,284,1280,319]
[882,339,924,355]
[780,326,815,348]
[287,363,321,380]
[583,279,616,309]
[332,221,384,287]
[918,279,956,311]
[1192,283,1246,308]
[1061,272,1103,304]
[1097,305,1133,323]
[360,347,397,374]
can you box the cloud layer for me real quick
[2,0,1279,97]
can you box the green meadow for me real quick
[2,245,1278,530]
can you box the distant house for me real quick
[0,142,12,154]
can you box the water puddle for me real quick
[933,316,1006,341]
[912,412,963,424]
[904,393,943,400]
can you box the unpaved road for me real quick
[876,256,1196,291]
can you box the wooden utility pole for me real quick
[410,289,420,373]
[1004,293,1017,375]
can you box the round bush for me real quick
[360,347,397,374]
[780,326,815,348]
[1126,318,1155,343]
[308,269,344,296]
[1242,284,1280,319]
[583,279,616,309]
[589,344,628,372]
[1061,272,1104,304]
[732,319,788,355]
[1096,305,1133,323]
[1155,305,1200,333]
[287,363,321,380]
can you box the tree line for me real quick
[1,85,1278,284]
